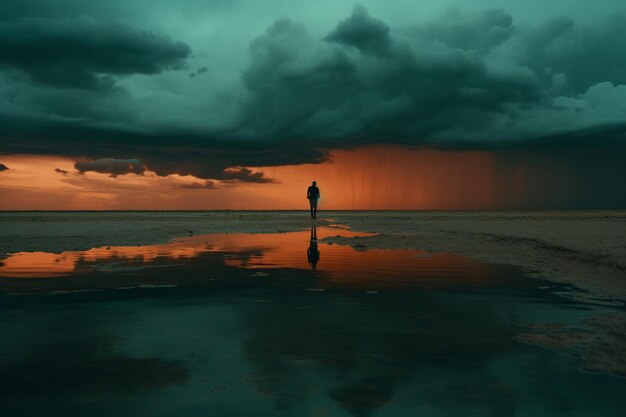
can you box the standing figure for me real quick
[307,181,320,219]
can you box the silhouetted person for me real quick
[307,226,320,270]
[307,181,320,219]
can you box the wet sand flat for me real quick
[2,211,625,301]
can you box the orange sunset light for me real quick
[0,146,563,210]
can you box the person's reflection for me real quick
[307,226,320,270]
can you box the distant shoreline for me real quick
[2,209,626,213]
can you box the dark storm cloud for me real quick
[0,16,191,90]
[521,13,626,93]
[414,9,515,53]
[0,163,8,171]
[141,153,277,183]
[239,7,540,143]
[75,158,145,176]
[235,6,626,154]
[0,4,625,190]
[54,168,69,175]
[220,167,274,183]
[325,5,392,56]
[178,180,217,189]
[0,114,321,180]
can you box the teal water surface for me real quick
[1,228,624,416]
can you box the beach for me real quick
[2,210,625,302]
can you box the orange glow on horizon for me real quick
[259,147,502,210]
[0,146,571,210]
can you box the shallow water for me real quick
[1,227,624,416]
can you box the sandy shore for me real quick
[328,211,626,303]
[1,210,625,301]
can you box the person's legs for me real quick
[312,199,318,219]
[309,199,314,218]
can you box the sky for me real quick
[0,0,625,209]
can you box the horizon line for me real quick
[2,209,625,213]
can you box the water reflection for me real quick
[307,226,320,270]
[0,227,368,279]
[240,291,524,415]
[0,227,528,294]
[2,285,624,417]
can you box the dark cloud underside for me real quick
[177,180,217,189]
[0,16,190,90]
[75,158,145,176]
